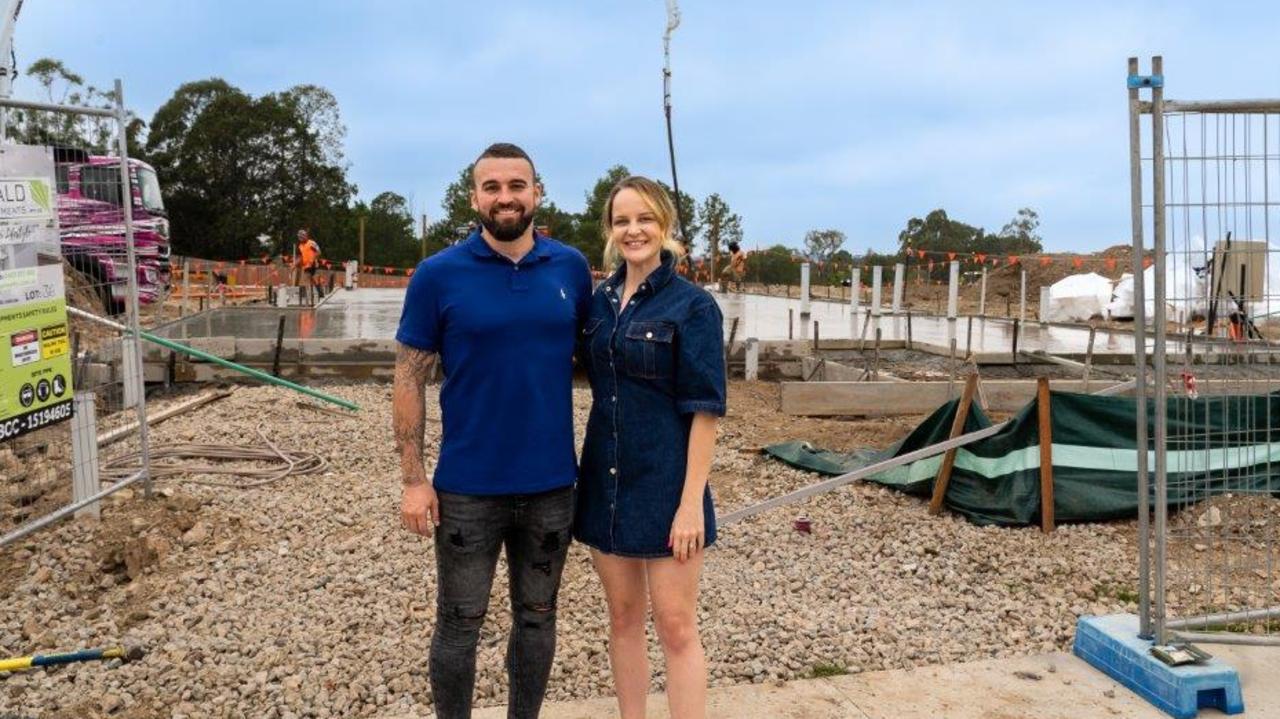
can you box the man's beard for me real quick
[479,204,535,243]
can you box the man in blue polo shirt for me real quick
[392,142,592,719]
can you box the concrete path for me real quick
[475,645,1277,718]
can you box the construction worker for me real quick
[296,229,322,306]
[726,241,746,292]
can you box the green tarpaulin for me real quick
[765,391,1280,526]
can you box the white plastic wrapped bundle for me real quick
[1046,273,1113,322]
[1106,262,1207,323]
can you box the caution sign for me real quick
[0,263,74,441]
[41,323,69,359]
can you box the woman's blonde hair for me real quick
[601,175,688,268]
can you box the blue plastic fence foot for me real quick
[1073,614,1244,719]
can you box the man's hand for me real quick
[402,481,440,537]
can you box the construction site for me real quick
[1,3,1279,717]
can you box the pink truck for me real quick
[54,147,171,313]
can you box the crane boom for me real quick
[0,0,25,141]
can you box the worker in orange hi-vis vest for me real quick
[296,228,322,306]
[726,241,746,293]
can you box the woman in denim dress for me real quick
[575,176,726,719]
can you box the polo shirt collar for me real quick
[464,228,552,262]
[606,250,678,295]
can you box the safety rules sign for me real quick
[0,147,73,441]
[0,263,74,440]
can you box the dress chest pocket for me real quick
[623,321,675,379]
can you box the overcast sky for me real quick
[18,1,1280,253]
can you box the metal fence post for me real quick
[1149,55,1168,646]
[1127,55,1152,640]
[114,78,152,499]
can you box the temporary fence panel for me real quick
[0,83,153,548]
[1131,56,1280,647]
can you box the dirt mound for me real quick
[62,258,108,313]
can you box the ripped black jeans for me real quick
[429,485,573,719]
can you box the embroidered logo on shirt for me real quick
[560,287,567,300]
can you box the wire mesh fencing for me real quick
[0,82,155,549]
[1131,56,1280,647]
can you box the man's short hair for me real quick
[474,143,536,182]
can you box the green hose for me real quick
[135,328,361,412]
[66,306,360,412]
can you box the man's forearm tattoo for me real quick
[392,343,436,469]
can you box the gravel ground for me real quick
[2,380,1147,718]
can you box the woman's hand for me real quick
[668,502,705,562]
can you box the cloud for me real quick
[17,0,1280,253]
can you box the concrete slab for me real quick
[473,676,868,719]
[825,652,1177,718]
[474,647,1278,718]
[152,289,1161,357]
[152,288,406,343]
[148,290,1241,381]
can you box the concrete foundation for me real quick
[141,289,1244,380]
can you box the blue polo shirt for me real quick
[396,230,593,496]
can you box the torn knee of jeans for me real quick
[531,560,554,576]
[539,531,564,553]
[445,603,487,624]
[449,530,467,548]
[517,600,556,628]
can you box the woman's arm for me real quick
[670,411,718,561]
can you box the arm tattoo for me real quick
[393,343,436,484]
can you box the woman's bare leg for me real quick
[647,552,706,719]
[591,550,651,719]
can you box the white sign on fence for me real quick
[0,147,60,250]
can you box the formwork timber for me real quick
[781,378,1274,416]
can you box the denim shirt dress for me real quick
[574,251,727,558]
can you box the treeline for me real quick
[15,58,1043,275]
[13,58,753,271]
[12,60,421,268]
